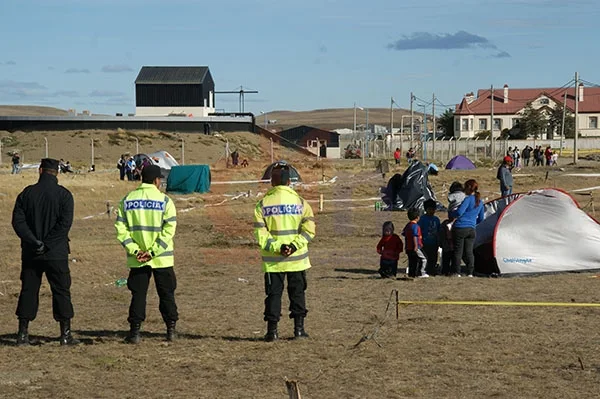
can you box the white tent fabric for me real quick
[147,151,179,171]
[475,189,600,275]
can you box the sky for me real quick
[1,0,599,116]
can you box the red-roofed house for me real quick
[454,84,600,138]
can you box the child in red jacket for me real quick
[376,221,404,278]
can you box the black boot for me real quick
[59,320,81,346]
[124,323,141,344]
[166,321,176,342]
[16,319,30,347]
[264,321,278,342]
[293,316,309,339]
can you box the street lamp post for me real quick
[91,138,94,167]
[135,138,139,154]
[44,137,48,158]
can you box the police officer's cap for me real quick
[40,158,60,171]
[141,165,164,182]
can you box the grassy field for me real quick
[1,132,600,398]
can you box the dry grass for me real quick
[1,141,600,398]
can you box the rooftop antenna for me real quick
[215,86,258,113]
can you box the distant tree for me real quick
[500,128,511,139]
[516,103,546,139]
[549,104,575,138]
[437,108,455,137]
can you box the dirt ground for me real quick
[1,139,600,398]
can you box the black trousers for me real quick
[422,244,439,275]
[264,271,308,322]
[452,227,476,275]
[379,259,398,278]
[16,258,74,322]
[127,266,178,324]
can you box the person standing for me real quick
[522,146,532,167]
[450,179,485,277]
[11,152,20,174]
[117,154,126,181]
[497,156,514,197]
[12,158,80,346]
[402,209,428,278]
[376,221,403,278]
[418,199,441,276]
[254,163,316,342]
[393,148,401,165]
[115,165,178,344]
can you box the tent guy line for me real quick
[398,300,600,307]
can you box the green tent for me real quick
[166,165,211,194]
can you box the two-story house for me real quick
[454,84,600,138]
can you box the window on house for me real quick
[540,98,550,105]
[494,119,502,130]
[462,119,469,131]
[479,119,487,130]
[512,118,520,128]
[590,117,598,129]
[455,119,460,132]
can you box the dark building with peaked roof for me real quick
[278,125,341,158]
[135,66,215,117]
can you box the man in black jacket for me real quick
[12,158,80,346]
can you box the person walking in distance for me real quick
[254,162,316,342]
[497,156,514,197]
[11,152,20,174]
[12,158,80,346]
[115,165,178,344]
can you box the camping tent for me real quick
[445,155,476,170]
[381,161,440,211]
[474,188,600,276]
[261,161,302,182]
[166,165,211,194]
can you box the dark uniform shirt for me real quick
[12,173,74,260]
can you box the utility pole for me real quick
[560,90,567,157]
[432,93,436,160]
[410,92,414,150]
[390,96,394,159]
[574,72,579,164]
[490,85,494,160]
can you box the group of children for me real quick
[376,182,466,278]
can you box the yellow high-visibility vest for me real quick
[254,185,315,272]
[115,183,176,268]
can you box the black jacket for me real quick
[12,173,74,260]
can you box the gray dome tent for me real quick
[261,161,302,182]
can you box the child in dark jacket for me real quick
[376,221,404,278]
[438,218,455,276]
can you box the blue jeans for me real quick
[501,186,512,197]
[12,164,20,174]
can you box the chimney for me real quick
[503,84,509,103]
[465,92,475,104]
[579,83,584,102]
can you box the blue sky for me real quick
[0,0,598,116]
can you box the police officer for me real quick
[253,162,316,342]
[115,165,178,344]
[12,158,80,346]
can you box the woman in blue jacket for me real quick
[450,179,485,277]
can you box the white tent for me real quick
[474,188,600,276]
[147,150,179,172]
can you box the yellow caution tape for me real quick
[398,300,600,307]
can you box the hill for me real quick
[258,107,416,131]
[0,105,69,116]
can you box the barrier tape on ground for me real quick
[398,300,600,307]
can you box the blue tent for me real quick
[166,165,211,194]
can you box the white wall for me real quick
[135,106,216,117]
